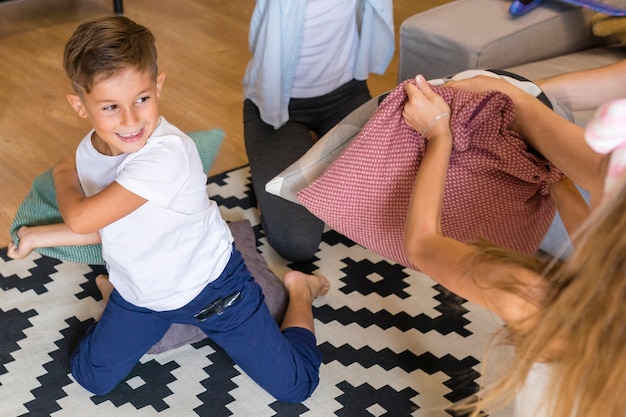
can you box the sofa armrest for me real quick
[399,0,603,81]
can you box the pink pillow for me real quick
[297,80,563,269]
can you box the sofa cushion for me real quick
[398,0,602,81]
[506,46,626,126]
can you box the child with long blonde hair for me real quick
[402,74,626,417]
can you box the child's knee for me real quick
[70,352,120,396]
[270,328,322,402]
[272,377,320,403]
[69,335,133,396]
[267,234,319,262]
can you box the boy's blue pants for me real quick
[70,246,322,403]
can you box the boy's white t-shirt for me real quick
[76,116,233,311]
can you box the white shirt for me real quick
[76,117,233,311]
[243,0,395,128]
[515,363,553,417]
[291,0,359,98]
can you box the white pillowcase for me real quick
[264,95,381,204]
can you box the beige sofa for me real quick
[398,0,626,256]
[398,0,626,126]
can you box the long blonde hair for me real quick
[465,175,626,417]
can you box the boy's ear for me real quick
[66,93,89,118]
[156,71,166,99]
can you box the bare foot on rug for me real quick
[95,274,114,304]
[280,271,330,333]
[283,271,330,299]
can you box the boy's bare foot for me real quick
[283,271,330,300]
[95,274,114,304]
[280,271,330,332]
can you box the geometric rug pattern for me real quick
[0,166,511,416]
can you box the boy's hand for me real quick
[7,226,35,259]
[403,75,451,141]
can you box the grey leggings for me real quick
[243,79,371,261]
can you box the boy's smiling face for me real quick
[67,67,166,156]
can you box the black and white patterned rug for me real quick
[0,166,512,417]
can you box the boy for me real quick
[21,15,329,401]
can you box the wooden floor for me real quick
[0,0,448,248]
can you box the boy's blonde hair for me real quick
[63,16,158,95]
[464,174,626,417]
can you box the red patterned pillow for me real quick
[297,80,563,269]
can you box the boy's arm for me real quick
[8,223,101,260]
[53,156,147,234]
